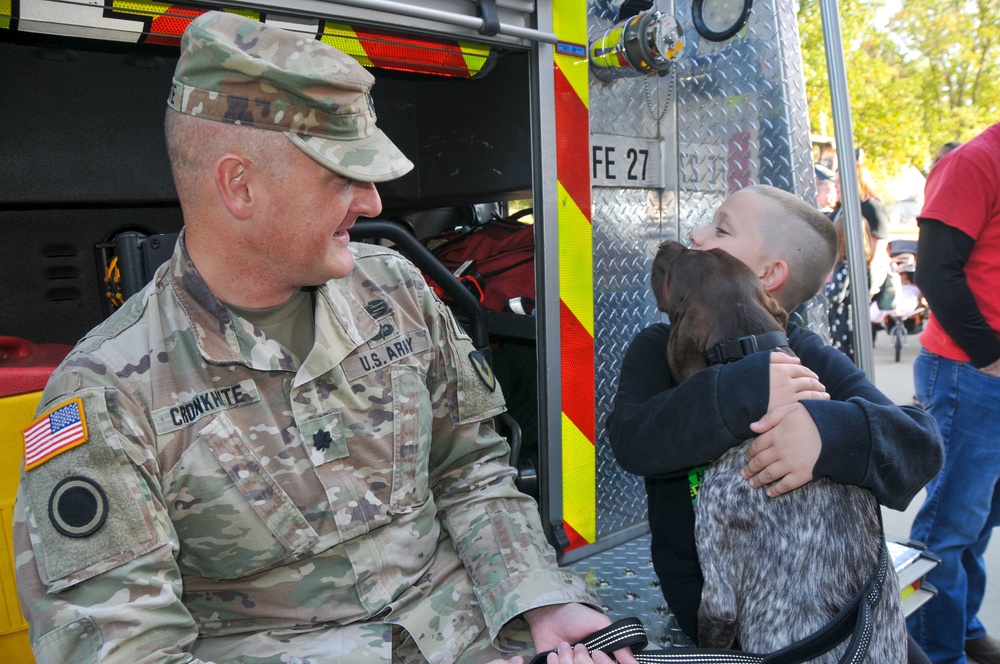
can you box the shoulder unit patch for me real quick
[468,350,497,392]
[48,476,109,538]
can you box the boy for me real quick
[607,184,943,653]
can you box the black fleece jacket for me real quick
[606,322,943,638]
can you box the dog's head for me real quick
[652,240,788,382]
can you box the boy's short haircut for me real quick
[749,184,838,308]
[648,185,837,316]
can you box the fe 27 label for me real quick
[591,134,664,188]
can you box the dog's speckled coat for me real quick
[654,241,907,661]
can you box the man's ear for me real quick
[215,155,255,220]
[760,259,789,295]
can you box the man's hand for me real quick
[486,643,616,664]
[766,351,829,412]
[742,402,822,497]
[546,642,617,664]
[523,604,638,664]
[980,357,1000,377]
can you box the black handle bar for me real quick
[352,220,489,351]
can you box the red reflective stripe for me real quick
[560,301,594,442]
[146,6,204,45]
[562,520,589,551]
[353,27,470,77]
[554,65,592,223]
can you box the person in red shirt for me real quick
[907,124,1000,664]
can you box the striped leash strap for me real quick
[527,539,887,664]
[527,618,763,664]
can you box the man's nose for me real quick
[354,181,383,218]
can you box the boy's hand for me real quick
[766,351,829,411]
[742,402,822,497]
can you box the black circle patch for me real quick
[48,476,109,538]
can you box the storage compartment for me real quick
[0,336,73,664]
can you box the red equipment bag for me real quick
[426,209,535,314]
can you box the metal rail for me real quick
[819,0,875,381]
[228,0,558,43]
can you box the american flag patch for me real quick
[23,398,89,470]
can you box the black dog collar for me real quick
[705,331,790,365]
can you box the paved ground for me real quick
[871,327,1000,647]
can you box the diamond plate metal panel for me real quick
[593,186,678,533]
[584,0,819,545]
[588,0,683,541]
[674,0,817,224]
[569,534,695,648]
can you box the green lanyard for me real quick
[688,465,706,505]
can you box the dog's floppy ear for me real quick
[760,289,789,329]
[651,240,688,312]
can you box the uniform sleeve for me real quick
[418,293,598,642]
[790,328,944,510]
[14,373,214,664]
[606,325,772,477]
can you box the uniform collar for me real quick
[166,230,379,374]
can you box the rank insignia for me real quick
[313,429,333,451]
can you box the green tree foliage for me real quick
[797,0,999,185]
[890,0,1000,162]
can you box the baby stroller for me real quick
[870,239,928,362]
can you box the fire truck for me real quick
[0,0,938,661]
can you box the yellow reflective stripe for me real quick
[557,180,594,337]
[319,23,373,67]
[554,0,595,549]
[458,40,491,76]
[562,412,596,543]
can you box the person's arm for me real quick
[792,327,943,510]
[608,325,827,478]
[419,290,609,653]
[14,384,211,664]
[915,218,1000,371]
[862,199,892,298]
[863,197,891,241]
[607,325,770,477]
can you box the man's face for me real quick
[688,188,773,279]
[816,179,838,210]
[255,142,382,287]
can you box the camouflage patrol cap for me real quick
[169,11,413,183]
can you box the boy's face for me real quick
[689,188,774,280]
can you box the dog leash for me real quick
[528,538,889,664]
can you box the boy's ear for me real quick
[760,259,789,296]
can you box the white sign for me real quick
[590,134,665,188]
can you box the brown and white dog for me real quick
[652,240,907,661]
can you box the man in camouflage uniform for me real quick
[13,12,625,664]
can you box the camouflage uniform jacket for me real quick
[14,234,597,663]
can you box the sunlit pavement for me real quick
[873,329,1000,653]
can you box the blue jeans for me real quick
[908,349,1000,664]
